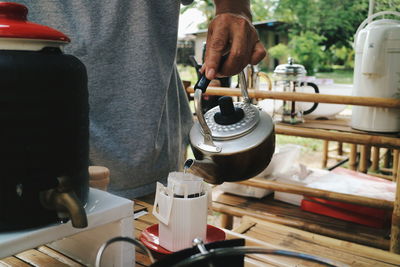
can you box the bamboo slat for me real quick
[186,86,400,109]
[322,140,329,168]
[244,227,386,266]
[232,221,256,234]
[213,192,388,234]
[371,172,394,181]
[391,157,400,253]
[224,224,399,267]
[238,179,394,209]
[359,145,371,173]
[338,142,343,155]
[223,230,328,267]
[384,149,392,168]
[244,257,275,267]
[36,246,83,267]
[212,201,389,249]
[275,124,400,149]
[0,257,31,267]
[371,147,380,172]
[15,249,69,267]
[241,216,400,266]
[349,144,358,171]
[393,150,399,181]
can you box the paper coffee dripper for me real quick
[153,172,208,252]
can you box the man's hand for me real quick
[201,1,267,80]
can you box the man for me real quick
[19,0,266,198]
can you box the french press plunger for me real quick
[272,58,319,124]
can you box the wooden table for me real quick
[3,196,400,266]
[213,190,390,250]
[0,200,152,267]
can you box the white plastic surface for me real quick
[0,189,134,266]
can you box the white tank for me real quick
[351,11,400,132]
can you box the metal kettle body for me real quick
[351,11,400,132]
[185,72,275,184]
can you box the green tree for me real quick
[274,0,400,49]
[182,0,400,70]
[180,0,278,29]
[250,0,278,22]
[268,31,325,74]
[180,0,214,29]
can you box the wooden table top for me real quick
[2,196,400,266]
[0,200,153,267]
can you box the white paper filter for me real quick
[153,172,208,252]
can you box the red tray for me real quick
[139,224,226,256]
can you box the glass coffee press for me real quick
[272,58,319,124]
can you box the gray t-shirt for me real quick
[19,1,193,198]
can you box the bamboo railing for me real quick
[186,86,400,109]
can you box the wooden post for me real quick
[359,145,371,173]
[384,149,392,169]
[220,213,234,230]
[390,157,400,253]
[349,144,358,171]
[371,147,380,173]
[88,166,110,191]
[337,142,343,156]
[322,140,329,168]
[393,150,399,182]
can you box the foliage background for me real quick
[182,0,400,73]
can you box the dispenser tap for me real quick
[40,176,88,228]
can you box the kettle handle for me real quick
[193,69,251,153]
[194,89,221,153]
[193,53,230,93]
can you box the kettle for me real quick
[351,11,400,132]
[184,71,275,184]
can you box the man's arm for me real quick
[202,0,266,80]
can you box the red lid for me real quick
[0,2,70,43]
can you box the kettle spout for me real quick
[184,159,223,184]
[40,176,88,228]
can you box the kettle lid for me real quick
[204,97,260,140]
[0,2,70,43]
[273,57,306,77]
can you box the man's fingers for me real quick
[250,41,267,65]
[204,25,229,80]
[203,13,266,79]
[219,26,250,77]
